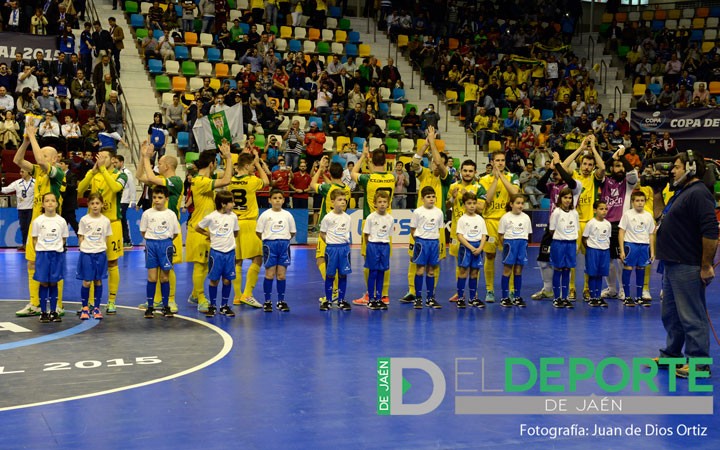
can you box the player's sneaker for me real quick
[169,301,178,313]
[448,293,459,303]
[413,297,423,309]
[426,297,442,309]
[233,297,242,305]
[381,296,390,305]
[263,301,273,312]
[188,294,199,304]
[162,306,174,318]
[197,301,209,313]
[500,297,513,308]
[583,289,591,300]
[80,307,90,320]
[144,307,155,319]
[219,305,235,316]
[338,300,352,311]
[598,298,608,307]
[623,297,637,307]
[380,300,388,310]
[531,290,553,300]
[57,307,65,317]
[106,302,117,315]
[352,292,369,305]
[399,292,416,303]
[205,305,217,317]
[588,298,600,307]
[16,303,41,317]
[563,299,574,309]
[139,301,163,309]
[49,311,62,322]
[456,298,467,309]
[39,312,50,323]
[240,296,262,308]
[601,288,618,299]
[319,300,331,311]
[332,289,339,302]
[640,298,651,308]
[471,297,486,308]
[642,290,652,301]
[485,291,495,303]
[618,288,625,300]
[568,288,576,300]
[92,308,103,320]
[277,301,290,312]
[367,300,382,310]
[676,364,711,378]
[552,298,565,309]
[513,297,526,308]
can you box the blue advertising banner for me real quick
[0,207,309,247]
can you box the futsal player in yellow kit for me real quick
[228,151,270,307]
[310,155,351,303]
[77,149,128,314]
[186,143,234,313]
[478,151,520,302]
[351,147,395,305]
[14,125,66,317]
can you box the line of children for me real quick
[256,189,297,312]
[140,185,181,318]
[196,191,240,317]
[498,193,532,308]
[454,192,488,308]
[32,192,68,323]
[76,193,112,320]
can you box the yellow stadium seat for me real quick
[335,30,347,43]
[633,83,647,96]
[280,26,293,39]
[297,99,312,114]
[692,18,705,29]
[397,35,409,49]
[335,135,350,151]
[668,9,681,20]
[359,44,371,57]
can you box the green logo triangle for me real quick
[402,377,412,394]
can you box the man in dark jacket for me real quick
[58,158,79,235]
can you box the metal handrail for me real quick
[614,86,623,116]
[587,35,595,68]
[600,60,608,95]
[87,0,142,166]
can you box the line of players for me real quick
[15,124,661,319]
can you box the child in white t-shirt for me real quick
[410,186,445,309]
[76,193,112,320]
[619,190,656,307]
[498,193,533,308]
[363,190,394,311]
[549,187,580,309]
[454,191,488,308]
[583,200,611,307]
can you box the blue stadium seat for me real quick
[289,39,302,52]
[130,14,145,29]
[228,79,238,89]
[308,116,323,129]
[240,23,250,34]
[175,46,189,60]
[329,6,342,18]
[651,20,664,31]
[648,83,662,95]
[348,31,360,44]
[148,59,163,75]
[207,48,221,63]
[153,29,164,40]
[711,6,720,17]
[353,137,365,151]
[177,132,190,150]
[541,109,554,121]
[690,30,703,42]
[378,102,389,115]
[345,43,358,56]
[331,154,346,167]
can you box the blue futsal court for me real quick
[0,247,718,449]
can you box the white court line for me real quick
[0,304,234,412]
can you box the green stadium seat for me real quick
[155,75,171,92]
[125,1,139,14]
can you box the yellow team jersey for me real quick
[531,60,546,78]
[78,167,126,222]
[574,172,597,221]
[416,167,452,209]
[478,172,520,220]
[449,181,480,237]
[229,174,264,220]
[358,172,395,219]
[188,175,216,228]
[638,185,654,216]
[31,164,65,220]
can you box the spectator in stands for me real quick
[381,58,402,88]
[664,53,682,86]
[0,111,20,149]
[636,88,657,110]
[148,1,165,30]
[5,1,22,32]
[502,109,519,138]
[347,83,365,111]
[17,87,40,117]
[95,72,119,108]
[92,21,114,58]
[283,120,304,171]
[71,69,94,110]
[401,106,422,140]
[141,31,160,60]
[660,132,677,156]
[290,159,312,209]
[108,17,124,73]
[392,161,409,210]
[420,104,440,132]
[304,122,326,168]
[32,51,51,80]
[327,102,346,136]
[100,90,125,136]
[30,7,48,35]
[148,112,168,164]
[271,157,292,197]
[165,94,186,143]
[37,86,60,116]
[675,84,692,108]
[92,54,116,89]
[61,115,82,154]
[38,112,62,149]
[181,0,197,32]
[79,22,94,74]
[365,104,384,138]
[657,84,675,110]
[345,102,367,139]
[505,139,525,174]
[81,116,101,151]
[693,83,710,106]
[0,86,15,116]
[519,162,543,208]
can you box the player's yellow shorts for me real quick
[25,222,36,262]
[407,233,446,260]
[106,221,124,261]
[483,219,500,254]
[186,228,210,263]
[316,237,326,259]
[172,232,183,264]
[577,221,588,255]
[235,219,262,260]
